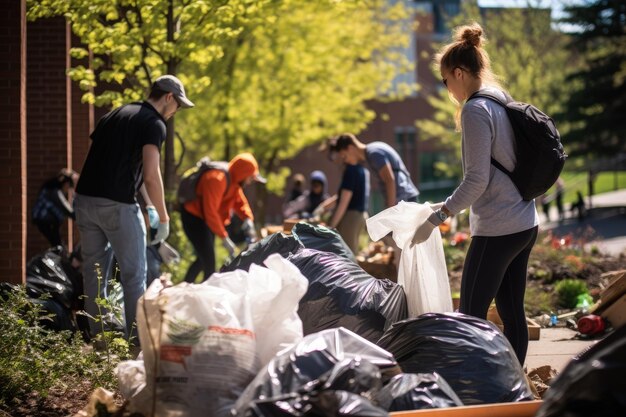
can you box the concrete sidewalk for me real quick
[525,327,598,372]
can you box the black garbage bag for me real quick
[536,325,626,417]
[377,312,532,405]
[248,390,388,417]
[234,327,400,416]
[375,373,463,412]
[30,298,76,332]
[26,247,76,309]
[221,233,303,272]
[291,222,356,262]
[0,283,75,332]
[287,249,407,343]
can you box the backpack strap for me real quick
[467,90,513,106]
[467,90,516,180]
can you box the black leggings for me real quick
[181,208,216,283]
[460,226,538,365]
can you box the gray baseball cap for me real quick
[153,75,194,108]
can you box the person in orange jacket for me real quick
[180,152,266,283]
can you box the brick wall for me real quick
[70,33,93,248]
[26,17,70,259]
[0,0,27,284]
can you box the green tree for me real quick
[28,1,415,222]
[27,0,274,192]
[559,0,626,157]
[179,0,415,220]
[416,1,573,178]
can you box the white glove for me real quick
[151,221,170,244]
[146,205,160,229]
[411,210,443,246]
[222,236,237,258]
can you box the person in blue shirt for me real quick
[327,133,419,210]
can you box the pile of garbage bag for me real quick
[377,312,533,405]
[288,248,408,343]
[117,254,308,417]
[235,326,462,416]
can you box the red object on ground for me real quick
[577,314,606,335]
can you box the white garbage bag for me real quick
[117,254,308,417]
[367,201,452,317]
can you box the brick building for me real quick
[1,2,92,284]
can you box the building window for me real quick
[395,127,417,182]
[433,0,461,34]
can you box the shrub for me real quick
[0,286,126,411]
[555,278,588,309]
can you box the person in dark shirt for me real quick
[32,168,79,249]
[74,75,194,341]
[317,163,370,254]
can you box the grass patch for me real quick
[554,171,626,205]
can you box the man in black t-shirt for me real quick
[74,75,194,341]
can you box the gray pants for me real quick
[74,194,147,340]
[336,210,367,255]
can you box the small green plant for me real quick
[524,286,556,316]
[555,278,589,309]
[0,286,122,411]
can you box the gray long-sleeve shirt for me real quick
[444,87,538,237]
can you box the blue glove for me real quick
[151,221,170,244]
[146,205,160,229]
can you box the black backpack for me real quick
[469,91,567,201]
[177,157,230,205]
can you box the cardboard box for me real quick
[282,218,300,233]
[600,292,626,329]
[600,270,626,307]
[487,306,540,340]
[389,400,542,417]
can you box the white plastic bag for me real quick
[117,255,308,417]
[206,254,308,365]
[367,201,452,317]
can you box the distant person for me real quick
[326,133,419,210]
[411,23,538,365]
[571,190,586,221]
[287,173,306,202]
[555,177,565,221]
[74,74,194,341]
[283,170,330,219]
[315,160,370,254]
[180,153,266,283]
[32,168,79,249]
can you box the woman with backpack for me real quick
[411,23,539,365]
